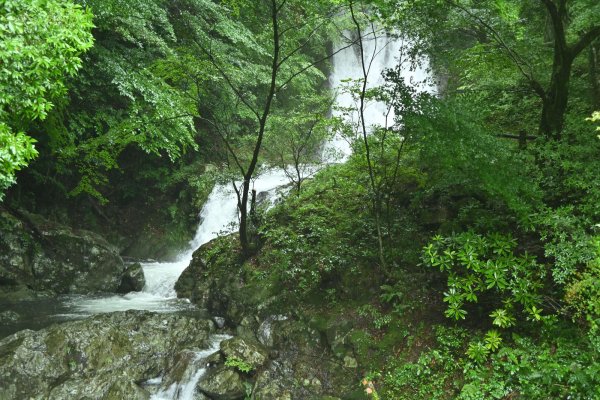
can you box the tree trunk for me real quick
[538,0,600,139]
[590,42,600,107]
[238,0,280,256]
[239,179,250,254]
[349,2,388,274]
[539,55,572,140]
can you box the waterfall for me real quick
[323,29,433,161]
[67,169,291,316]
[59,25,431,400]
[149,334,232,400]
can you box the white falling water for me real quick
[324,29,432,161]
[149,334,232,400]
[67,169,292,316]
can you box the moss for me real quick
[44,330,67,355]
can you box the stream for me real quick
[1,29,433,400]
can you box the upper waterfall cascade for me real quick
[324,29,432,161]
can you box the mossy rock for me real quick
[0,311,212,399]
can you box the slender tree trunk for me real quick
[239,0,280,256]
[239,179,250,253]
[349,2,388,274]
[590,42,600,107]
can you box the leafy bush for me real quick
[224,356,253,373]
[422,232,544,326]
[383,324,600,399]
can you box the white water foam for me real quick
[324,29,433,162]
[66,169,291,316]
[149,334,232,400]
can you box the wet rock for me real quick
[0,311,212,399]
[257,315,288,347]
[235,315,259,341]
[252,319,358,399]
[175,235,272,326]
[197,366,246,400]
[117,262,146,293]
[220,337,268,370]
[160,350,201,388]
[0,310,19,324]
[213,316,226,329]
[0,210,128,295]
[325,319,355,360]
[48,376,151,400]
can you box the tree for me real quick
[380,0,600,139]
[0,0,94,198]
[185,0,345,254]
[45,0,200,201]
[342,1,429,275]
[536,0,600,138]
[264,93,335,194]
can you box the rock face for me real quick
[117,262,146,293]
[175,236,361,399]
[175,235,256,326]
[0,311,213,400]
[220,337,268,370]
[250,319,358,400]
[197,366,246,400]
[0,209,137,295]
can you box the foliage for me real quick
[0,0,94,123]
[564,238,600,330]
[0,0,93,197]
[263,93,335,193]
[0,124,38,199]
[47,0,202,201]
[382,324,600,399]
[412,97,540,228]
[422,232,544,326]
[530,118,600,284]
[588,111,600,134]
[258,164,371,297]
[381,0,600,138]
[224,356,253,373]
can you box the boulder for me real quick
[220,337,268,370]
[251,319,359,399]
[196,366,246,400]
[0,310,213,399]
[0,209,129,295]
[117,262,146,293]
[175,235,273,326]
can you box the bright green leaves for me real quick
[0,0,93,197]
[52,0,205,200]
[490,308,515,328]
[423,232,544,326]
[0,123,38,199]
[0,0,94,122]
[466,340,490,363]
[224,356,253,373]
[484,329,502,351]
[466,330,503,362]
[492,0,525,40]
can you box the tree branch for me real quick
[446,0,544,98]
[191,36,261,121]
[570,26,600,60]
